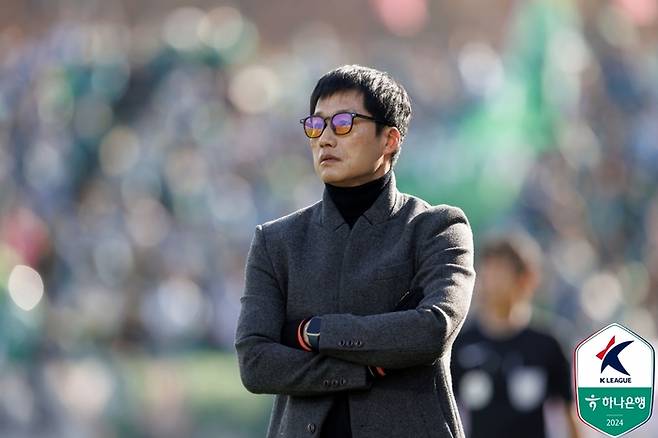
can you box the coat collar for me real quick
[318,171,403,230]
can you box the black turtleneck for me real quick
[325,168,393,229]
[319,168,392,438]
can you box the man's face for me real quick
[477,256,530,309]
[309,90,398,187]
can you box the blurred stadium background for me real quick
[0,0,657,436]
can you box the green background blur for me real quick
[1,0,657,436]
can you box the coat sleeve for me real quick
[317,206,476,370]
[235,224,372,396]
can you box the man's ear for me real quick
[383,127,401,156]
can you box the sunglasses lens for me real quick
[304,116,324,138]
[332,113,353,135]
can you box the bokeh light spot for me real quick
[163,7,206,51]
[228,66,280,114]
[8,265,44,311]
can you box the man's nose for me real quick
[317,123,336,147]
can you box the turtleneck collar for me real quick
[325,168,393,228]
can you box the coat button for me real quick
[307,423,316,433]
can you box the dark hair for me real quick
[309,65,412,168]
[479,232,542,277]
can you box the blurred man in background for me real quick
[235,65,475,437]
[451,233,581,438]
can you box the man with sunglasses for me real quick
[236,65,475,438]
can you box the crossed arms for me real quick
[234,209,475,397]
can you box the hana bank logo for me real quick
[597,336,633,378]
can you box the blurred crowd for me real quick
[0,0,657,436]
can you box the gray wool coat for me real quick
[235,171,475,438]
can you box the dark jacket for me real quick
[235,172,475,438]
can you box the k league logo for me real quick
[598,336,633,378]
[574,323,655,437]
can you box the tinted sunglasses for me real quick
[300,111,389,139]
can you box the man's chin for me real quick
[318,169,344,185]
